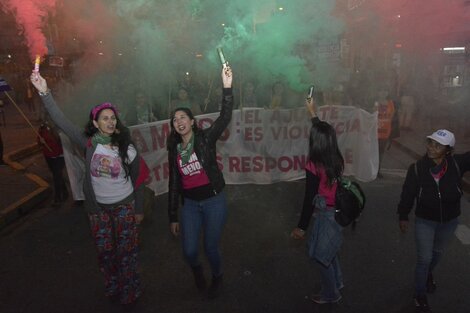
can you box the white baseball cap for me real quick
[427,129,455,147]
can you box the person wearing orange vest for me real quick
[375,91,396,178]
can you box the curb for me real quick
[0,144,51,230]
[392,139,470,193]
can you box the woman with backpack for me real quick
[397,129,470,313]
[30,72,149,306]
[291,97,345,304]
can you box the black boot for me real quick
[414,294,431,313]
[426,272,436,293]
[192,265,207,291]
[207,274,223,299]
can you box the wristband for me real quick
[38,89,50,96]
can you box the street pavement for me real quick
[1,172,470,313]
[1,100,470,313]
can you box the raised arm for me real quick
[205,66,234,144]
[30,72,87,148]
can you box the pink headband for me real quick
[91,102,118,120]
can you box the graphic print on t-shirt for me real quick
[91,153,122,179]
[179,152,203,176]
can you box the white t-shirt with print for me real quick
[90,144,137,204]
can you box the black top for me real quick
[168,88,234,223]
[397,152,470,222]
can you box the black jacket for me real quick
[168,88,233,223]
[397,152,470,222]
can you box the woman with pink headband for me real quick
[31,73,149,306]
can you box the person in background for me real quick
[31,72,149,306]
[126,89,157,126]
[269,81,285,109]
[167,65,233,299]
[240,81,259,108]
[171,87,202,116]
[399,85,416,131]
[37,114,69,206]
[397,129,470,313]
[375,90,395,178]
[291,96,345,305]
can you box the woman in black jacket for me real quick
[167,65,233,298]
[397,129,470,312]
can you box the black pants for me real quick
[378,138,389,171]
[45,156,68,202]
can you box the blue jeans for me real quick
[181,191,227,277]
[414,217,458,296]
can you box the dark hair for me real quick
[308,121,344,186]
[84,106,133,178]
[166,107,200,151]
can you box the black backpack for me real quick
[334,178,366,228]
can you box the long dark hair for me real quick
[84,106,133,178]
[308,121,344,186]
[166,107,200,151]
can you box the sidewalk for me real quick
[0,146,51,229]
[0,97,51,230]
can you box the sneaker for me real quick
[310,293,342,304]
[191,265,207,291]
[414,295,431,312]
[207,274,223,299]
[426,272,436,293]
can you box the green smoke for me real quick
[57,0,344,118]
[212,0,344,91]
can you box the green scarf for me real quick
[177,134,194,165]
[92,133,112,147]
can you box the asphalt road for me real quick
[1,146,470,313]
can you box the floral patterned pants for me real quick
[89,203,141,304]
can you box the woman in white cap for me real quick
[397,129,470,312]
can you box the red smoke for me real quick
[368,0,470,51]
[1,0,57,60]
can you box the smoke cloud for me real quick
[4,0,468,129]
[13,0,344,122]
[1,0,58,59]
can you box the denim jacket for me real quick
[308,195,343,267]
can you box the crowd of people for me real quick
[0,60,462,313]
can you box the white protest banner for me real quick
[128,106,378,196]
